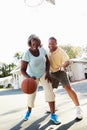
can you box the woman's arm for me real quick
[21,60,31,78]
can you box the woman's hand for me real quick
[31,76,36,80]
[45,72,52,83]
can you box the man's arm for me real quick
[60,60,72,71]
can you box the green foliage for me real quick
[59,44,82,59]
[13,51,23,65]
[14,52,23,60]
[0,51,22,78]
[0,85,4,88]
[0,63,16,77]
[0,84,13,89]
[6,83,13,88]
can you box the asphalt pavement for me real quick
[0,80,87,130]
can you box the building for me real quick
[4,57,87,89]
[68,58,87,82]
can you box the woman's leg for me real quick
[24,79,39,121]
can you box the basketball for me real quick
[21,78,37,94]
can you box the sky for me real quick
[0,0,87,63]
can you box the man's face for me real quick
[48,39,57,52]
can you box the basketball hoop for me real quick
[24,0,55,7]
[24,0,44,7]
[46,0,55,5]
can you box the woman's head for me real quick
[28,34,42,48]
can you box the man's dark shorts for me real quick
[51,70,70,88]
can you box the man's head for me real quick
[48,37,58,52]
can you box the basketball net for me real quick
[24,0,55,7]
[24,0,44,7]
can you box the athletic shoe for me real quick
[51,113,61,124]
[76,106,83,120]
[24,111,31,121]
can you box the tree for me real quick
[59,44,82,59]
[13,52,23,65]
[82,46,87,58]
[0,63,16,77]
[14,52,22,60]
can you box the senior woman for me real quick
[21,34,61,124]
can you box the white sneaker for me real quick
[76,106,83,120]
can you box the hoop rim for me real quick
[24,0,44,7]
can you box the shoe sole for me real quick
[75,117,83,121]
[51,119,61,125]
[24,119,28,121]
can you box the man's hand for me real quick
[59,66,65,71]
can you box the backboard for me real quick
[46,0,55,5]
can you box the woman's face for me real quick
[30,39,39,50]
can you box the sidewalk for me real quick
[0,80,87,130]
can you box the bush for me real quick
[6,84,13,88]
[0,85,4,89]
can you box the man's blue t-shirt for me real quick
[22,47,47,78]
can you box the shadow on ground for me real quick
[56,119,81,130]
[10,115,82,130]
[10,114,52,130]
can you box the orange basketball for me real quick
[21,78,37,94]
